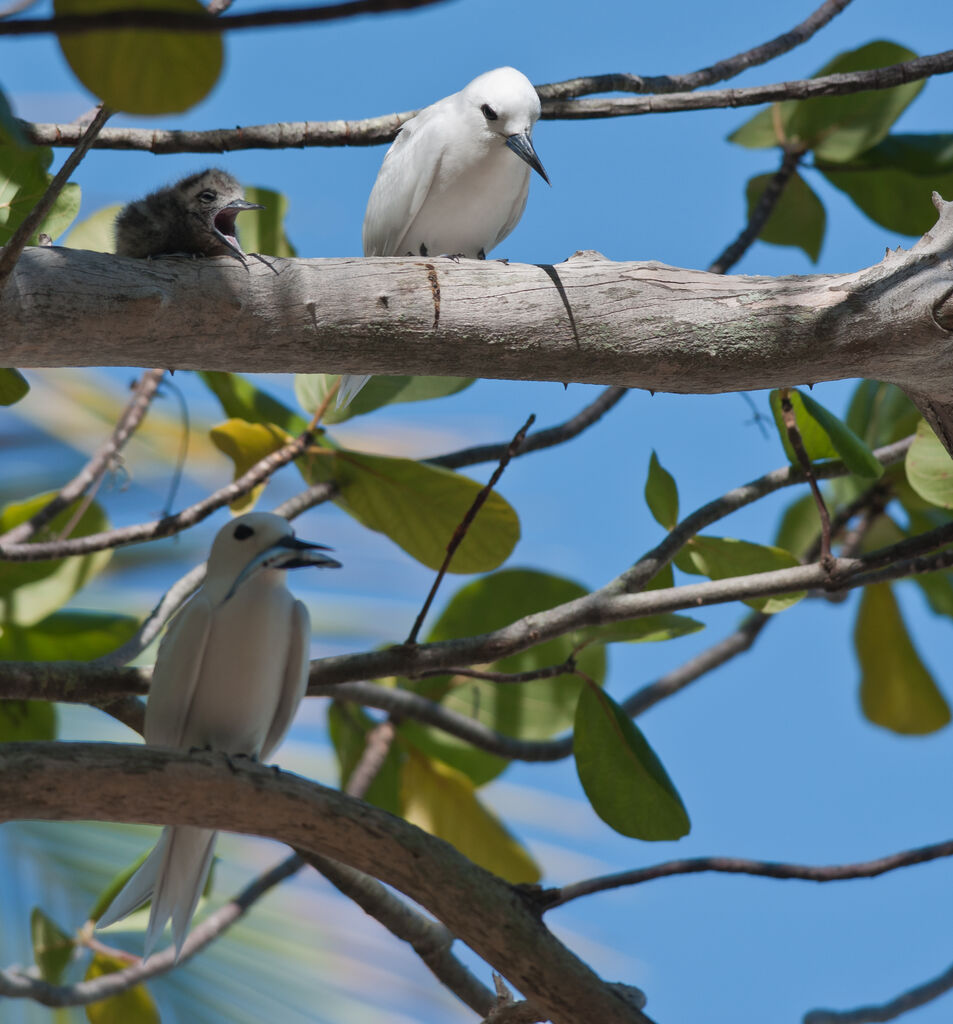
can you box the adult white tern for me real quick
[338,66,549,408]
[96,512,340,958]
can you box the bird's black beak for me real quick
[225,535,341,602]
[212,198,265,263]
[505,131,550,185]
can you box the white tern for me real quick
[96,512,340,959]
[338,66,549,408]
[115,169,263,262]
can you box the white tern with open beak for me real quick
[338,66,549,408]
[96,512,340,958]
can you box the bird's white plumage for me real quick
[96,512,338,958]
[339,67,547,408]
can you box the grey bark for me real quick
[3,197,953,409]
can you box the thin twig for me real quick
[416,660,577,685]
[405,414,535,645]
[803,960,953,1024]
[0,104,110,289]
[780,390,834,564]
[708,148,803,274]
[343,718,397,799]
[0,369,165,545]
[538,838,953,910]
[20,49,953,152]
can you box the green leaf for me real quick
[397,719,507,788]
[401,750,540,883]
[31,907,75,984]
[0,493,113,627]
[644,451,679,530]
[0,88,27,148]
[209,418,293,512]
[236,186,296,258]
[198,371,308,435]
[745,171,826,262]
[574,685,690,840]
[56,0,222,116]
[84,953,160,1023]
[913,569,953,620]
[770,389,883,478]
[417,569,605,744]
[64,203,122,253]
[774,492,821,559]
[855,583,950,734]
[310,450,519,573]
[294,373,473,425]
[905,419,953,508]
[326,701,402,814]
[568,613,704,647]
[820,134,953,236]
[0,138,80,244]
[0,701,56,742]
[846,380,919,449]
[0,610,138,661]
[0,368,29,405]
[676,535,805,613]
[728,106,780,149]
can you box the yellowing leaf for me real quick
[401,751,540,883]
[64,204,122,253]
[56,0,222,115]
[84,953,160,1023]
[238,187,296,258]
[905,418,953,509]
[855,583,950,735]
[209,418,293,512]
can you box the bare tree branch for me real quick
[0,742,651,1024]
[803,961,953,1024]
[0,105,110,288]
[0,369,165,545]
[538,839,953,910]
[0,0,451,36]
[19,49,953,152]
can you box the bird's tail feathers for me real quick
[95,834,167,931]
[336,374,370,409]
[144,825,217,961]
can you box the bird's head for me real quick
[206,512,341,602]
[463,66,550,184]
[174,168,264,261]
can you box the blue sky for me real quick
[2,1,953,1022]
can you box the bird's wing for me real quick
[143,595,213,748]
[489,177,530,254]
[363,112,445,256]
[259,598,311,761]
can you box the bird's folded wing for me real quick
[143,596,213,748]
[260,599,311,761]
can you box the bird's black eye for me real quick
[198,190,217,203]
[481,104,498,121]
[233,524,254,540]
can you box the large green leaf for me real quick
[0,701,56,742]
[397,719,508,787]
[0,609,138,661]
[0,494,113,627]
[417,569,605,743]
[821,134,953,236]
[845,380,920,449]
[905,419,953,508]
[745,171,826,262]
[209,418,294,512]
[295,373,473,425]
[855,583,950,734]
[770,389,883,478]
[310,450,519,573]
[237,187,296,258]
[568,613,705,647]
[401,750,540,883]
[56,0,222,115]
[728,41,923,162]
[574,685,690,840]
[0,136,81,244]
[0,368,29,405]
[675,535,805,613]
[198,371,308,435]
[644,450,679,530]
[84,953,160,1023]
[64,203,122,253]
[0,87,26,147]
[774,492,821,560]
[327,701,402,814]
[31,907,75,984]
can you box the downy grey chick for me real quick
[115,169,263,261]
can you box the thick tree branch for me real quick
[6,199,953,414]
[20,47,953,151]
[0,742,651,1024]
[539,839,953,909]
